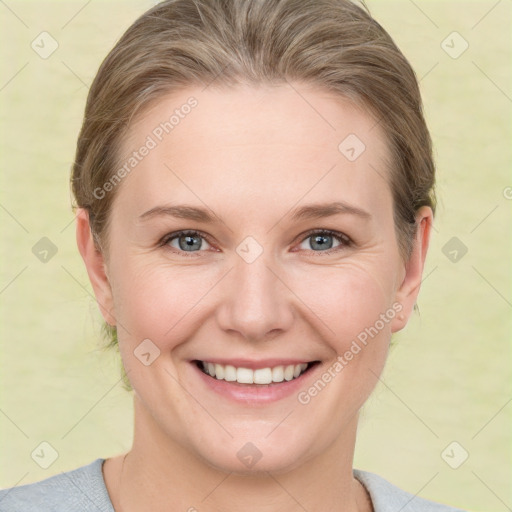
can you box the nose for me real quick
[215,250,294,343]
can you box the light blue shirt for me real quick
[0,459,466,511]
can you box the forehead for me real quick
[115,83,392,221]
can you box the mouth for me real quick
[193,359,321,386]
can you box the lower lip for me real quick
[191,361,320,404]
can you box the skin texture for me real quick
[76,83,432,512]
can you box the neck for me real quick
[105,396,372,512]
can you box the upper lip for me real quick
[193,358,318,370]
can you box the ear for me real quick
[75,208,116,326]
[391,206,433,333]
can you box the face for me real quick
[78,83,430,474]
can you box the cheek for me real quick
[297,261,397,345]
[292,261,397,405]
[111,260,218,348]
[291,264,396,432]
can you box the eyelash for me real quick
[159,229,353,257]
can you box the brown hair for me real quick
[71,0,436,383]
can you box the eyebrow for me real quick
[139,204,218,223]
[138,201,372,223]
[289,201,372,222]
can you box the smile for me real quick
[195,360,319,385]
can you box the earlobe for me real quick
[390,206,433,333]
[75,208,116,326]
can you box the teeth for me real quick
[224,365,237,382]
[214,364,225,380]
[284,365,294,381]
[237,367,253,384]
[272,366,284,383]
[254,368,272,384]
[200,361,309,384]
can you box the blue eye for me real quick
[163,230,212,253]
[298,229,352,253]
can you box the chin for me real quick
[199,440,310,476]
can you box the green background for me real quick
[1,1,511,510]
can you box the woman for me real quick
[0,0,466,510]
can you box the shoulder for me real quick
[0,459,114,512]
[354,469,467,512]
